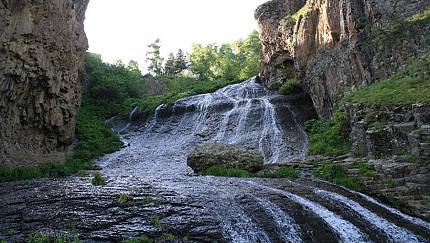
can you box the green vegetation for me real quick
[205,166,255,178]
[305,112,351,156]
[205,165,298,179]
[124,236,152,243]
[352,159,376,177]
[26,232,80,243]
[314,162,362,191]
[91,172,107,186]
[0,32,261,183]
[278,79,302,95]
[119,194,134,203]
[150,216,162,229]
[0,106,121,182]
[343,53,430,107]
[259,167,299,179]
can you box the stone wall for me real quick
[0,0,89,166]
[256,0,430,118]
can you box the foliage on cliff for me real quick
[305,112,351,156]
[343,53,430,107]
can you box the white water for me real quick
[255,197,303,243]
[246,181,372,243]
[146,78,308,164]
[315,189,427,242]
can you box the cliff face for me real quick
[256,0,430,118]
[0,0,89,166]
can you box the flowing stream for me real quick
[1,78,429,242]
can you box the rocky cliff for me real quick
[256,0,430,118]
[0,0,89,166]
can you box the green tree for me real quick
[146,38,164,76]
[189,44,217,79]
[164,52,175,76]
[173,49,188,75]
[236,30,261,80]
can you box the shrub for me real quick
[278,79,302,95]
[305,115,351,156]
[27,232,50,243]
[314,162,362,191]
[259,166,299,179]
[91,172,107,186]
[205,166,254,178]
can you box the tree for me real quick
[189,44,217,79]
[164,53,175,76]
[236,31,261,80]
[146,38,164,76]
[173,49,188,75]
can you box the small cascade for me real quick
[315,189,427,242]
[144,77,308,164]
[254,197,303,243]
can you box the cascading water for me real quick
[2,78,429,242]
[144,77,308,164]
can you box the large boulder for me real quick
[187,144,264,174]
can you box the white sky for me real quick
[85,0,267,70]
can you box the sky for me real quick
[85,0,267,70]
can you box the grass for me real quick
[26,232,80,243]
[124,236,152,243]
[259,167,299,179]
[205,165,299,179]
[205,166,255,178]
[91,172,107,186]
[0,104,123,183]
[314,162,362,191]
[342,53,430,108]
[119,194,134,203]
[150,216,162,229]
[353,159,376,177]
[305,112,351,156]
[278,79,302,95]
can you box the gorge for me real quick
[0,0,429,242]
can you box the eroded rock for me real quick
[0,0,89,166]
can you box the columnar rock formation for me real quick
[256,0,430,118]
[0,0,89,166]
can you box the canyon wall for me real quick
[256,0,430,118]
[0,0,89,166]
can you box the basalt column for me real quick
[0,0,89,166]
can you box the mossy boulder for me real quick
[187,144,264,174]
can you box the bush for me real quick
[305,114,351,156]
[91,172,107,186]
[314,162,362,191]
[259,166,299,179]
[278,79,302,95]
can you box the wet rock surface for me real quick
[187,144,264,173]
[1,80,429,242]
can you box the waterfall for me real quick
[145,77,308,164]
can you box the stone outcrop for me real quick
[187,144,264,174]
[349,104,430,160]
[256,0,430,118]
[0,0,89,166]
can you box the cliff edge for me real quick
[0,0,89,166]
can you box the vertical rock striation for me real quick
[0,0,89,166]
[256,0,430,118]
